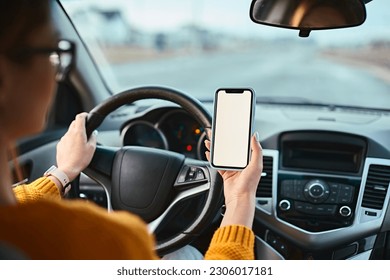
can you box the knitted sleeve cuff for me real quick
[13,177,61,203]
[211,225,254,247]
[204,225,255,260]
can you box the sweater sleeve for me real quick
[13,177,61,203]
[204,225,255,260]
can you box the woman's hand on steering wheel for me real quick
[56,113,97,184]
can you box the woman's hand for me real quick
[56,113,97,182]
[205,133,263,228]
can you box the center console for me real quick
[277,176,359,232]
[276,131,366,232]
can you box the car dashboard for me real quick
[84,100,390,260]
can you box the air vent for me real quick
[256,156,273,197]
[362,164,390,210]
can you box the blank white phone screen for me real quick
[212,89,253,169]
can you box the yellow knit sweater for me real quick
[0,177,254,260]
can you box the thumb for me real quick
[88,130,98,145]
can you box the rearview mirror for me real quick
[250,0,367,37]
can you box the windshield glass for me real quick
[61,0,390,109]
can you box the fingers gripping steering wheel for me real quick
[82,86,223,256]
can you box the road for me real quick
[109,43,390,109]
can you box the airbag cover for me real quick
[111,146,184,222]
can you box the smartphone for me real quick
[210,88,255,170]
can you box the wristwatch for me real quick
[44,165,70,188]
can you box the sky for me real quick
[63,0,390,45]
[137,0,388,45]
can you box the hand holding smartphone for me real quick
[210,88,255,170]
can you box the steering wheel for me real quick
[82,86,224,256]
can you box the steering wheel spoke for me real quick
[147,158,214,234]
[83,145,119,210]
[148,180,210,234]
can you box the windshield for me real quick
[61,0,390,109]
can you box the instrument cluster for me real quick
[121,108,207,160]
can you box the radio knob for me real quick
[339,206,352,217]
[304,180,330,203]
[309,184,324,198]
[279,200,291,211]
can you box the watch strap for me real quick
[44,165,70,188]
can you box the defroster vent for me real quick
[362,164,390,210]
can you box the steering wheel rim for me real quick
[83,86,223,256]
[85,86,212,138]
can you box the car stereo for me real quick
[277,177,359,232]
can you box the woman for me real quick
[0,0,263,260]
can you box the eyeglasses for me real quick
[7,39,75,82]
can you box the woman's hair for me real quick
[0,0,51,183]
[0,0,51,59]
